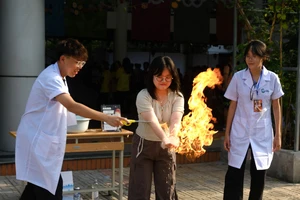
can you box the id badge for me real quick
[253,99,263,112]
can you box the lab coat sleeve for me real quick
[271,74,284,100]
[40,75,68,101]
[224,73,238,101]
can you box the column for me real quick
[0,0,45,151]
[114,1,128,62]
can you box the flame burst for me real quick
[176,68,223,160]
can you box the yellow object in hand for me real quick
[122,119,151,126]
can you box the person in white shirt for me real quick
[128,56,184,200]
[223,40,284,200]
[15,38,127,200]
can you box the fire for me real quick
[176,68,223,160]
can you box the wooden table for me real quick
[10,129,133,200]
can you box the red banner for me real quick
[131,0,171,41]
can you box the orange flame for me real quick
[176,68,223,160]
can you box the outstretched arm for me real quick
[56,93,126,127]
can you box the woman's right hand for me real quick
[106,115,127,127]
[161,136,179,149]
[223,134,231,152]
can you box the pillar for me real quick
[0,0,45,151]
[114,1,128,62]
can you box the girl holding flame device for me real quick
[128,56,184,200]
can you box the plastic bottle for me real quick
[74,186,81,200]
[74,193,81,200]
[91,179,99,200]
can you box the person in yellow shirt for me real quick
[115,57,132,114]
[100,60,111,106]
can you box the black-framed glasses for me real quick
[154,76,173,82]
[250,83,257,101]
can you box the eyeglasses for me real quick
[154,76,173,82]
[73,58,86,68]
[250,83,257,101]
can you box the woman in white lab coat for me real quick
[223,40,284,200]
[16,39,126,200]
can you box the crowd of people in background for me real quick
[67,55,233,130]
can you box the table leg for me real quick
[112,150,115,188]
[119,136,124,200]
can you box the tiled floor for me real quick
[1,162,300,200]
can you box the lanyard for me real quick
[254,71,262,95]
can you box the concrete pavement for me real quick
[1,162,300,200]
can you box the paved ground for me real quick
[1,161,300,200]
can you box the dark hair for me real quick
[135,63,142,69]
[55,38,88,61]
[146,56,182,99]
[122,57,131,67]
[115,60,122,67]
[244,40,269,62]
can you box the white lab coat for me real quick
[15,63,76,194]
[224,67,284,170]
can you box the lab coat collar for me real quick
[242,66,270,88]
[242,69,254,88]
[53,62,61,77]
[53,62,68,87]
[259,66,271,88]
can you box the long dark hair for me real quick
[146,56,182,100]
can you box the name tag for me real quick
[253,99,263,112]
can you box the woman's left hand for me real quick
[273,136,282,152]
[161,136,179,149]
